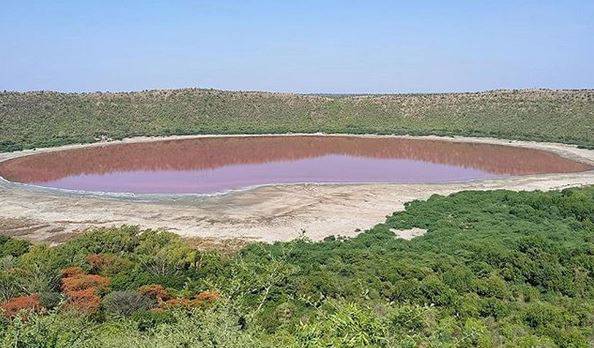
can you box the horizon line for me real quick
[2,86,594,97]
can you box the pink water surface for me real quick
[0,136,590,194]
[40,155,503,194]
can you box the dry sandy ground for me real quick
[0,134,593,244]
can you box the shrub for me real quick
[460,318,493,347]
[62,274,110,293]
[61,267,85,279]
[195,291,220,302]
[0,238,31,258]
[62,267,110,293]
[84,226,141,254]
[156,291,220,310]
[0,311,96,346]
[84,253,134,277]
[138,284,171,302]
[1,294,43,318]
[102,290,154,317]
[86,254,109,272]
[60,267,110,314]
[64,288,101,314]
[158,298,201,310]
[295,301,387,347]
[14,246,62,294]
[0,271,22,302]
[37,292,63,309]
[387,304,434,335]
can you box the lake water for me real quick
[0,136,590,194]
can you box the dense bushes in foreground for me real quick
[1,88,593,152]
[0,186,592,347]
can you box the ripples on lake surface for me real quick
[0,136,590,194]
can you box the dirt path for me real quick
[1,134,592,244]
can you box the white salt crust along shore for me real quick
[0,134,593,244]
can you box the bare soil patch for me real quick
[391,228,427,240]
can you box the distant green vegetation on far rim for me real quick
[1,88,593,152]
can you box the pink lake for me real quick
[0,136,590,194]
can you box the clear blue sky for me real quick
[1,0,593,93]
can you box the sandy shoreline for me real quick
[1,133,593,244]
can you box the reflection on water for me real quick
[0,136,590,194]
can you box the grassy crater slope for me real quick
[1,88,593,152]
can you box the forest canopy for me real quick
[0,186,592,347]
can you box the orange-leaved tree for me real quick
[1,294,43,318]
[158,290,220,310]
[61,267,110,314]
[138,284,172,303]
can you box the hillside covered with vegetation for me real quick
[1,88,593,152]
[0,186,592,347]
